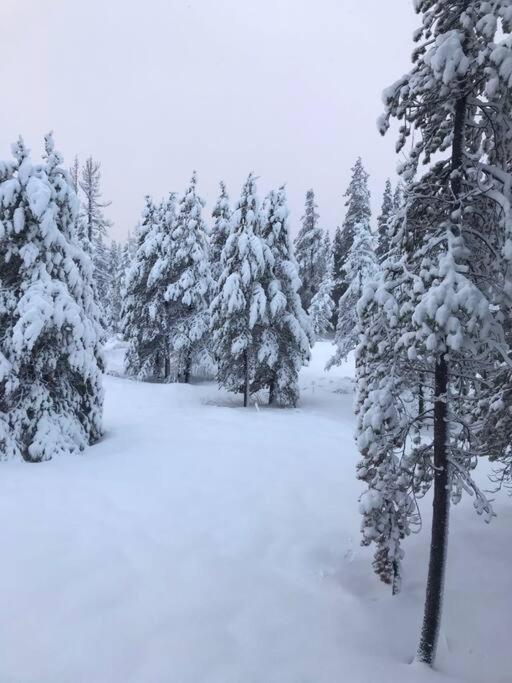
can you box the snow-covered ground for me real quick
[0,342,510,683]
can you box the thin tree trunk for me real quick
[418,374,425,417]
[416,94,466,666]
[164,354,170,381]
[268,378,275,406]
[183,354,191,384]
[416,355,450,664]
[243,350,249,407]
[392,560,401,596]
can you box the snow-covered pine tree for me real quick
[120,237,134,287]
[258,186,312,406]
[0,134,103,461]
[331,158,371,325]
[210,181,231,282]
[376,178,393,261]
[309,261,335,339]
[330,167,376,365]
[125,228,137,259]
[164,174,212,383]
[69,156,79,194]
[331,224,344,325]
[294,189,324,311]
[210,173,273,406]
[358,1,512,666]
[106,240,123,335]
[122,196,171,379]
[79,157,112,311]
[393,182,404,212]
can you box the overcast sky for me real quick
[1,0,417,240]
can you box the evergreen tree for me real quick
[318,230,332,280]
[376,178,393,261]
[294,190,324,311]
[331,224,344,324]
[358,1,512,666]
[393,182,404,212]
[258,187,313,405]
[117,233,135,301]
[210,181,231,282]
[309,263,335,339]
[0,134,103,461]
[329,197,377,366]
[122,196,171,379]
[164,174,212,383]
[79,157,112,311]
[210,174,273,406]
[106,240,123,335]
[69,155,79,194]
[331,158,371,324]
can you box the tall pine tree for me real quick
[258,186,312,406]
[332,158,371,324]
[0,135,103,461]
[358,1,512,665]
[210,174,273,406]
[122,196,171,379]
[164,173,212,383]
[376,178,393,261]
[210,181,231,283]
[329,190,376,366]
[106,240,123,335]
[79,157,112,314]
[294,189,324,311]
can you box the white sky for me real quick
[1,0,417,240]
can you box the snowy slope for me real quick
[0,342,510,683]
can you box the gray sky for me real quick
[1,0,417,240]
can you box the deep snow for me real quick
[0,342,510,683]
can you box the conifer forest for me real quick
[1,2,511,681]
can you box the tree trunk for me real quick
[268,378,275,406]
[243,350,249,407]
[164,354,170,381]
[392,559,401,596]
[183,354,191,384]
[416,355,450,664]
[416,94,466,667]
[418,374,425,417]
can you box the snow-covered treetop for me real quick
[343,157,371,231]
[377,178,393,260]
[212,181,230,225]
[164,172,212,308]
[223,173,272,284]
[210,181,231,277]
[379,1,512,177]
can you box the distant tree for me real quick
[106,241,124,335]
[0,134,103,461]
[309,264,335,339]
[315,229,332,288]
[393,182,404,212]
[122,196,171,380]
[69,155,79,193]
[210,174,273,406]
[331,158,371,324]
[331,224,344,324]
[210,181,231,282]
[294,189,324,311]
[79,157,112,312]
[376,178,393,261]
[258,186,312,405]
[164,174,212,383]
[329,189,376,366]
